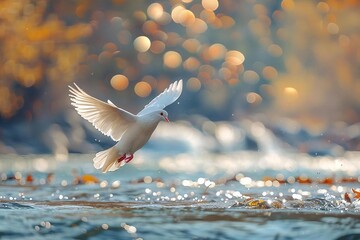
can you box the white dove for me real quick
[69,80,183,173]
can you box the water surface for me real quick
[1,152,360,239]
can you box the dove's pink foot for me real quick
[117,154,126,163]
[125,154,134,163]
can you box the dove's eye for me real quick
[160,112,164,116]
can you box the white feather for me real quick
[69,83,137,141]
[137,79,183,116]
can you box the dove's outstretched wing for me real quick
[137,80,183,116]
[69,83,137,141]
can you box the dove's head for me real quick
[158,110,169,122]
[142,109,169,124]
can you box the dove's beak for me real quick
[165,117,170,123]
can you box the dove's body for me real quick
[96,115,160,172]
[116,114,159,153]
[69,80,182,173]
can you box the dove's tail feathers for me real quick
[93,146,123,173]
[93,148,111,169]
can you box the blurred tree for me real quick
[271,0,360,128]
[0,0,91,120]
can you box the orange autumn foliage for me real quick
[81,174,100,184]
[318,177,334,185]
[352,188,360,199]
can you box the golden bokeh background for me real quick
[1,0,360,152]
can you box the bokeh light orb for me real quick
[110,74,129,91]
[208,43,227,60]
[243,70,260,84]
[327,22,339,35]
[147,3,164,20]
[134,81,152,97]
[163,51,182,68]
[225,50,245,65]
[284,87,298,97]
[246,92,262,104]
[262,66,278,80]
[134,36,151,53]
[182,38,201,53]
[171,5,186,23]
[267,44,283,57]
[150,40,165,54]
[187,77,201,91]
[202,0,219,11]
[183,57,201,71]
[179,10,195,26]
[188,18,208,34]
